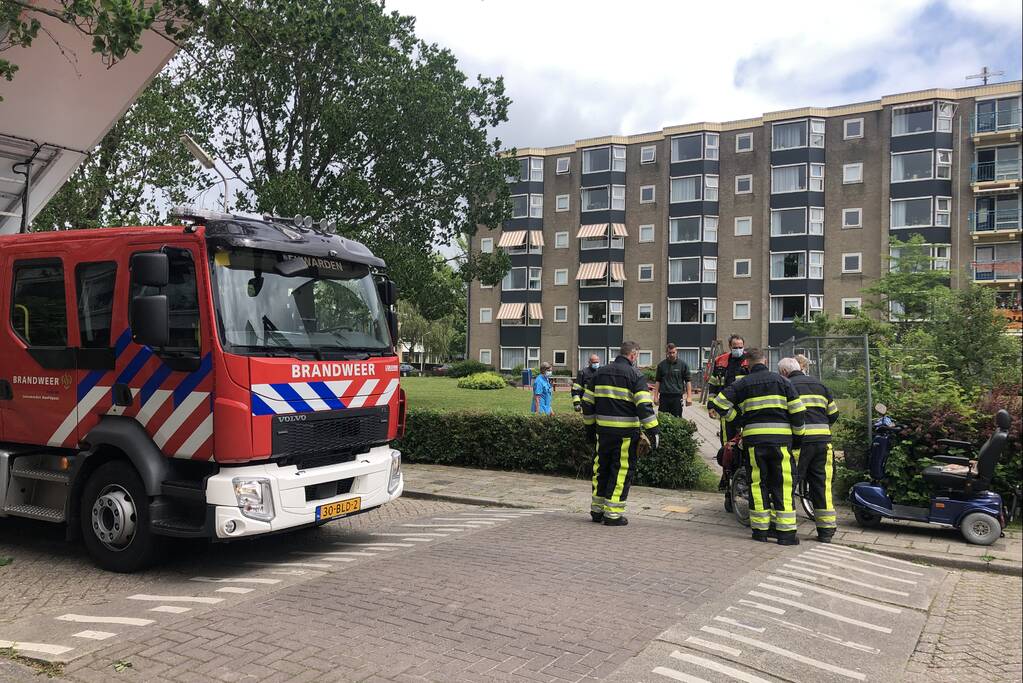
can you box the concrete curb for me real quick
[404,488,1023,576]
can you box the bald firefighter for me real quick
[580,341,659,526]
[710,348,806,545]
[572,353,601,412]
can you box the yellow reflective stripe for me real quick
[825,443,835,511]
[582,415,596,425]
[581,394,595,404]
[827,401,839,415]
[792,424,806,436]
[595,417,641,428]
[724,408,738,422]
[781,447,795,514]
[594,384,632,400]
[743,401,788,411]
[610,437,631,503]
[742,424,793,436]
[787,399,806,413]
[748,447,769,530]
[798,394,829,408]
[633,390,653,406]
[713,393,734,410]
[640,413,659,427]
[802,425,832,435]
[739,394,786,410]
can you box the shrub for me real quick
[456,372,506,390]
[394,410,709,489]
[447,360,494,378]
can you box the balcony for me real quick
[971,258,1022,284]
[969,207,1022,239]
[971,108,1021,144]
[971,159,1021,193]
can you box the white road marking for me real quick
[72,631,117,641]
[652,666,712,683]
[809,546,924,576]
[700,626,867,680]
[746,591,892,633]
[57,614,154,626]
[685,636,742,656]
[190,577,281,585]
[0,639,73,656]
[305,551,376,557]
[333,545,396,551]
[796,553,918,585]
[755,582,801,597]
[291,552,357,561]
[824,543,925,568]
[401,525,468,530]
[726,606,881,655]
[246,562,330,570]
[216,587,254,594]
[713,616,765,633]
[737,599,785,615]
[149,606,191,614]
[763,575,903,614]
[432,518,497,524]
[787,558,838,571]
[372,532,445,538]
[333,542,415,548]
[667,650,773,683]
[780,564,911,597]
[459,514,520,519]
[128,594,223,605]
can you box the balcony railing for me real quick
[969,207,1022,232]
[971,108,1022,136]
[971,258,1022,281]
[971,159,1022,183]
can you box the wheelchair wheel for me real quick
[798,478,816,521]
[723,486,734,513]
[853,504,882,528]
[960,512,1001,546]
[730,466,750,527]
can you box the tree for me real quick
[185,0,517,314]
[860,235,950,334]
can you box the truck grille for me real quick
[271,406,389,461]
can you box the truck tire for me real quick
[80,460,163,572]
[959,512,1001,546]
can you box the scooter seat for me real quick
[922,465,988,493]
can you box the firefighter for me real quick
[778,357,840,542]
[572,353,601,412]
[580,341,659,526]
[707,335,750,447]
[710,348,806,545]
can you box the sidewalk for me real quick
[402,462,1023,576]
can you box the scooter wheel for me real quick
[959,512,1002,546]
[852,505,882,528]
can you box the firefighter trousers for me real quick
[591,432,639,520]
[745,444,797,533]
[719,416,740,447]
[796,441,837,531]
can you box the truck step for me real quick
[3,503,66,523]
[161,479,206,501]
[151,517,207,538]
[11,464,71,484]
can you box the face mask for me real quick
[590,363,600,370]
[731,348,744,358]
[544,370,552,377]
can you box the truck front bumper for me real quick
[205,445,403,539]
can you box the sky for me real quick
[385,0,1023,150]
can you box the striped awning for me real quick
[611,223,628,237]
[496,302,525,320]
[609,262,626,281]
[497,231,527,248]
[576,261,608,280]
[529,231,545,247]
[528,303,543,320]
[577,223,608,238]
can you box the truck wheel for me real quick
[853,504,882,528]
[80,461,162,572]
[960,512,1001,546]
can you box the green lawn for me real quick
[402,376,576,414]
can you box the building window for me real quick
[640,145,656,164]
[638,303,653,321]
[581,186,610,211]
[511,194,528,218]
[890,244,951,272]
[843,208,862,228]
[976,97,1022,133]
[935,197,952,226]
[481,237,494,253]
[703,257,718,283]
[578,347,608,368]
[734,216,752,236]
[937,102,954,132]
[555,194,570,212]
[670,216,702,243]
[480,349,492,365]
[668,257,701,283]
[705,175,719,201]
[554,306,568,323]
[702,298,717,324]
[668,298,700,324]
[552,350,567,366]
[770,295,806,323]
[638,264,654,281]
[580,301,608,325]
[530,194,543,217]
[841,298,861,318]
[582,147,611,174]
[611,185,626,211]
[771,164,807,193]
[891,150,933,182]
[671,134,703,162]
[810,119,825,147]
[526,347,540,367]
[842,253,862,273]
[555,231,569,248]
[736,132,753,153]
[771,207,806,236]
[843,163,863,184]
[770,251,807,279]
[640,185,656,203]
[936,149,952,179]
[554,269,568,286]
[734,259,751,278]
[637,351,653,367]
[704,216,718,243]
[809,295,824,312]
[809,251,824,279]
[810,163,825,191]
[773,120,808,150]
[608,301,624,326]
[735,174,753,194]
[705,133,719,160]
[612,145,626,172]
[844,118,864,139]
[556,157,570,174]
[670,175,701,202]
[528,267,541,290]
[733,301,751,320]
[528,157,543,182]
[809,207,824,235]
[501,267,527,290]
[891,197,933,229]
[480,307,493,323]
[893,103,934,136]
[639,224,655,243]
[500,347,525,371]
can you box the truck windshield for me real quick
[211,248,391,355]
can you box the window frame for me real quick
[841,298,862,318]
[479,307,493,324]
[555,157,570,174]
[735,174,753,195]
[479,348,492,365]
[75,260,117,349]
[843,162,864,184]
[612,145,626,172]
[809,206,825,235]
[667,297,701,325]
[668,256,702,284]
[705,174,719,201]
[670,133,705,163]
[892,102,935,137]
[529,193,544,218]
[638,224,655,243]
[733,258,752,278]
[669,174,702,203]
[890,149,934,183]
[608,300,624,326]
[733,300,751,320]
[529,157,543,182]
[770,250,808,280]
[501,266,529,291]
[772,119,809,151]
[637,351,654,367]
[771,163,808,194]
[637,303,654,321]
[935,196,952,227]
[843,117,864,140]
[669,216,702,244]
[770,206,808,237]
[703,216,718,243]
[842,207,863,229]
[510,193,529,219]
[769,294,807,323]
[579,300,609,326]
[553,268,569,286]
[890,196,935,229]
[639,184,656,204]
[637,263,654,282]
[480,237,494,253]
[13,258,68,348]
[809,250,824,280]
[702,257,718,284]
[702,297,717,325]
[582,146,612,174]
[611,184,626,211]
[842,252,863,274]
[553,305,568,323]
[734,216,752,236]
[555,194,570,212]
[552,350,567,367]
[640,145,656,164]
[809,163,825,192]
[735,132,753,153]
[580,185,611,212]
[554,231,569,249]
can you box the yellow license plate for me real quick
[316,497,361,521]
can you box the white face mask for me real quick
[730,347,744,358]
[544,370,552,377]
[590,362,600,370]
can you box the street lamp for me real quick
[180,133,228,212]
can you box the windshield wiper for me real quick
[229,344,322,360]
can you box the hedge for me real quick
[394,409,708,489]
[447,360,494,378]
[456,372,506,390]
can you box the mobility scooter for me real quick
[850,405,1013,545]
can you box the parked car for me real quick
[432,363,453,376]
[399,363,416,377]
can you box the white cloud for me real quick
[387,0,1022,147]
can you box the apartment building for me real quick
[469,81,1023,374]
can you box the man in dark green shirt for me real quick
[653,343,691,417]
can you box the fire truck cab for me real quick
[0,208,406,571]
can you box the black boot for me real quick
[816,529,835,543]
[603,516,628,527]
[590,511,604,523]
[777,531,800,546]
[766,526,779,539]
[751,529,770,542]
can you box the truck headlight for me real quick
[232,478,275,521]
[388,451,402,494]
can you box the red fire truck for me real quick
[0,207,406,571]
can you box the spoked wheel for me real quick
[731,466,751,527]
[798,478,816,521]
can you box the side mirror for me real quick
[131,295,170,347]
[386,309,398,347]
[130,252,169,288]
[875,403,887,415]
[377,278,398,307]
